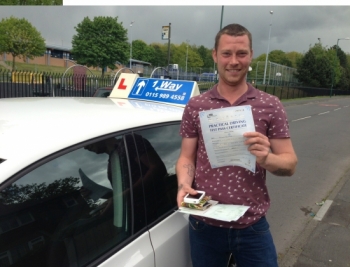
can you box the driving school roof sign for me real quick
[109,73,200,107]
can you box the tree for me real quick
[330,45,350,90]
[0,16,46,71]
[196,45,215,70]
[171,43,204,71]
[295,43,337,88]
[131,39,155,63]
[0,177,80,205]
[149,42,168,67]
[71,16,128,77]
[268,50,293,67]
[285,51,303,68]
[253,50,293,67]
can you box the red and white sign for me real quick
[109,73,139,99]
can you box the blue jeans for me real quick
[189,215,278,267]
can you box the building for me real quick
[1,44,152,74]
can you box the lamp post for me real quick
[185,39,189,80]
[330,37,350,97]
[263,10,273,85]
[129,21,134,70]
[220,6,224,30]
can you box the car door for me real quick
[0,133,155,267]
[132,123,192,267]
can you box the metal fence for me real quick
[252,61,299,86]
[1,69,349,99]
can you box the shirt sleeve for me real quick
[267,97,291,139]
[179,100,199,138]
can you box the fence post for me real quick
[279,86,283,100]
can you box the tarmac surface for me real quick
[279,95,350,267]
[278,155,350,267]
[276,96,350,267]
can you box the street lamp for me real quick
[185,39,189,80]
[330,37,350,97]
[263,10,273,85]
[220,6,224,30]
[129,21,134,70]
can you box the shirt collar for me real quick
[208,83,257,105]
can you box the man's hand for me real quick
[177,183,198,207]
[243,131,271,165]
[243,131,297,176]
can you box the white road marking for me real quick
[314,200,333,221]
[318,111,330,115]
[292,116,311,122]
[291,102,347,122]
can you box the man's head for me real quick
[214,23,252,52]
[212,23,253,88]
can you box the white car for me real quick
[0,75,198,267]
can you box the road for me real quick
[265,96,350,263]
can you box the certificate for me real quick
[199,105,256,172]
[178,200,250,222]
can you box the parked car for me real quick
[0,93,192,266]
[93,87,113,97]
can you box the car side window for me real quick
[133,123,182,225]
[0,134,137,267]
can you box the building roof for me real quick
[46,43,72,52]
[129,59,152,65]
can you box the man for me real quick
[176,23,297,267]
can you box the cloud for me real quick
[0,5,350,57]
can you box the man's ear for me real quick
[212,49,217,63]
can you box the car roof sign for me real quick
[109,73,140,99]
[109,73,200,107]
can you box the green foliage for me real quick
[0,16,46,71]
[253,50,293,67]
[330,45,350,89]
[0,0,62,4]
[268,50,293,67]
[71,16,128,76]
[0,177,80,205]
[148,42,208,71]
[254,53,267,62]
[296,43,337,88]
[285,51,303,68]
[131,39,155,63]
[195,45,214,69]
[171,42,204,70]
[148,42,168,67]
[331,45,348,68]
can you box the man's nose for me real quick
[228,55,239,65]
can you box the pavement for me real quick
[278,164,350,267]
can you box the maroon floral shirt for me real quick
[180,83,290,228]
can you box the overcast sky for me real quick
[1,5,350,59]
